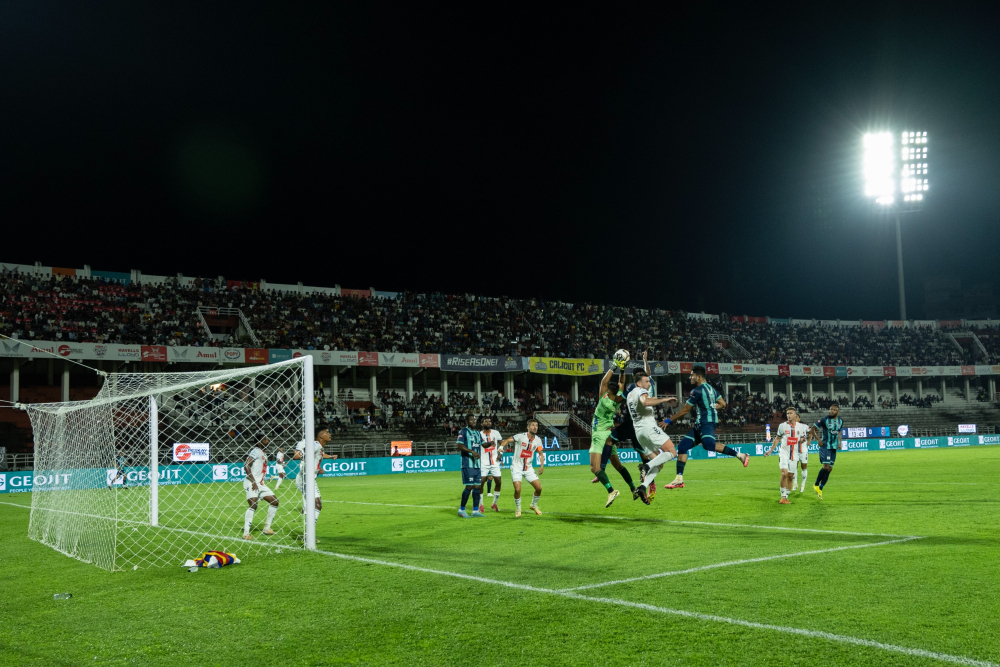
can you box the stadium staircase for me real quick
[197,306,260,346]
[708,334,756,363]
[532,411,568,440]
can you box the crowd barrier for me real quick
[2,435,996,493]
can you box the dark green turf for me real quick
[0,446,997,666]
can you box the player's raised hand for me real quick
[642,350,648,362]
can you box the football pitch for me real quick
[1,447,998,666]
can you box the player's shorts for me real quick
[778,445,801,472]
[295,474,322,499]
[635,424,670,454]
[274,464,285,475]
[610,422,641,453]
[818,446,837,466]
[590,428,613,454]
[461,467,482,486]
[243,479,274,501]
[600,443,619,469]
[480,463,502,478]
[511,466,538,484]
[678,423,717,454]
[796,447,809,464]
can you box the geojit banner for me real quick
[529,357,604,375]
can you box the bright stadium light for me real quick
[863,132,895,204]
[863,129,930,320]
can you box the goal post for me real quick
[25,357,317,571]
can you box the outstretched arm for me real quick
[599,369,613,396]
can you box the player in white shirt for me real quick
[272,442,286,489]
[479,416,503,512]
[498,418,545,518]
[292,427,339,525]
[242,444,279,540]
[764,407,810,504]
[627,370,679,504]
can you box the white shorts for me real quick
[779,445,806,471]
[274,464,285,475]
[295,475,322,499]
[243,479,274,501]
[511,467,538,484]
[636,424,670,454]
[481,463,502,478]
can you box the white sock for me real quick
[494,492,500,504]
[264,504,278,529]
[647,449,676,469]
[644,463,663,487]
[243,508,255,534]
[793,469,799,487]
[515,498,521,511]
[275,477,283,488]
[314,509,320,523]
[531,494,540,507]
[781,487,789,498]
[800,473,807,491]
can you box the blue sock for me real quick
[472,488,481,509]
[461,487,472,510]
[677,459,686,475]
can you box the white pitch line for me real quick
[324,500,920,538]
[313,548,997,667]
[3,501,992,664]
[558,536,923,592]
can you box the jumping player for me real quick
[765,407,809,504]
[606,350,656,497]
[480,415,503,512]
[456,414,485,518]
[628,370,679,504]
[588,366,635,507]
[662,365,749,489]
[808,404,843,499]
[243,442,279,540]
[498,419,545,517]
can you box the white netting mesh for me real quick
[26,358,314,571]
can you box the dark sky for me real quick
[3,3,1000,320]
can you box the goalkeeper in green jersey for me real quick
[588,364,636,508]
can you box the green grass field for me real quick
[1,446,998,666]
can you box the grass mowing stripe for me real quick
[325,500,921,538]
[313,547,996,667]
[558,536,923,592]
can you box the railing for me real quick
[198,306,261,346]
[3,453,34,471]
[532,411,569,439]
[569,412,592,434]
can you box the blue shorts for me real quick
[611,423,642,454]
[678,423,717,454]
[818,447,837,466]
[461,467,482,486]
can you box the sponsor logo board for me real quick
[172,443,210,462]
[141,345,168,362]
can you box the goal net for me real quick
[24,357,318,571]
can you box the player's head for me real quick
[690,365,707,385]
[608,378,620,394]
[481,415,492,429]
[633,370,651,389]
[829,404,839,417]
[316,427,331,444]
[260,435,270,447]
[466,414,477,427]
[526,418,538,434]
[785,407,798,423]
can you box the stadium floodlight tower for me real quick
[863,130,928,320]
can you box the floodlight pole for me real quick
[895,212,906,320]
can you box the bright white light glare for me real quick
[901,131,928,145]
[864,132,895,202]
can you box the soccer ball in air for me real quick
[613,349,630,369]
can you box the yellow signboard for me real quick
[529,357,605,376]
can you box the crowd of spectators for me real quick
[0,267,990,366]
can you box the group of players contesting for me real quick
[234,349,845,537]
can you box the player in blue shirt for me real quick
[807,404,843,499]
[456,414,485,517]
[659,365,749,489]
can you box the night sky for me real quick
[3,4,1000,320]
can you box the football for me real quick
[613,349,630,368]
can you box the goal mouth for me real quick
[25,357,319,571]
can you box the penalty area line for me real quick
[557,536,923,592]
[313,548,996,667]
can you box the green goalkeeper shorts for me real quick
[590,429,613,454]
